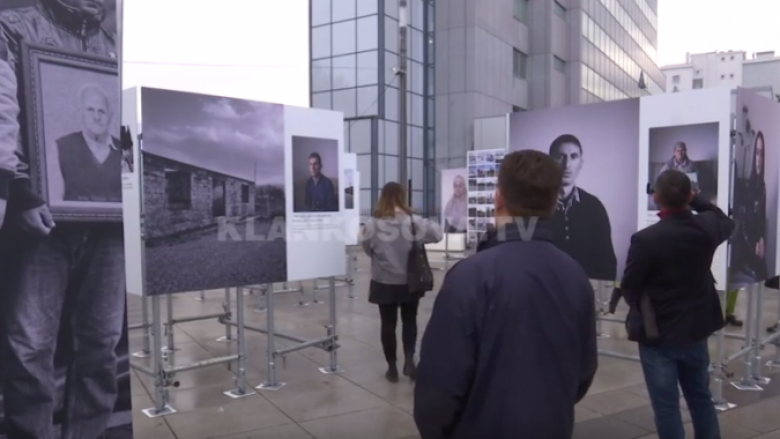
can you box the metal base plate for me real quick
[141,405,177,418]
[294,302,310,307]
[256,382,286,391]
[767,360,780,369]
[319,366,344,375]
[730,381,764,391]
[310,300,324,305]
[754,376,771,385]
[161,346,179,353]
[713,401,736,411]
[252,307,267,313]
[597,334,610,339]
[216,336,235,343]
[224,388,256,399]
[132,350,151,358]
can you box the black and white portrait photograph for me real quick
[0,1,132,438]
[22,43,121,221]
[647,122,719,212]
[509,99,641,282]
[291,135,340,213]
[140,88,287,295]
[441,168,467,233]
[730,88,780,285]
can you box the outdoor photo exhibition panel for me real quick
[466,150,504,245]
[731,88,780,286]
[343,152,360,246]
[509,99,640,283]
[0,0,134,436]
[441,168,468,234]
[638,88,731,286]
[285,105,348,282]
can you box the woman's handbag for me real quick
[407,217,434,293]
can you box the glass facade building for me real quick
[579,0,664,102]
[310,0,436,216]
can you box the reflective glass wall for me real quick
[310,0,436,217]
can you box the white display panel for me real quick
[466,149,504,244]
[285,106,347,281]
[440,168,468,234]
[122,0,309,107]
[121,88,143,296]
[342,152,359,245]
[638,88,732,286]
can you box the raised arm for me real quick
[413,215,444,245]
[688,193,735,246]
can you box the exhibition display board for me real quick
[342,153,361,245]
[441,168,468,233]
[122,87,347,296]
[509,99,641,282]
[731,88,780,285]
[638,88,732,286]
[466,150,504,244]
[0,0,133,436]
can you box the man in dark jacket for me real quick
[621,169,733,439]
[414,150,598,439]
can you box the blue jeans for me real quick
[1,225,125,439]
[639,340,721,439]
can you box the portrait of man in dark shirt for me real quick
[549,134,617,281]
[55,84,121,203]
[303,152,338,212]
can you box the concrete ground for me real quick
[127,251,780,439]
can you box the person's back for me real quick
[363,212,439,285]
[414,151,598,439]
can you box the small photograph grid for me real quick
[466,149,504,242]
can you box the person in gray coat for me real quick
[360,182,442,382]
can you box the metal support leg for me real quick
[346,248,356,299]
[253,285,267,313]
[444,234,451,272]
[311,281,323,305]
[320,277,344,374]
[142,293,177,417]
[132,294,152,358]
[732,285,763,391]
[712,290,735,410]
[217,287,234,343]
[595,280,609,339]
[768,285,780,368]
[295,282,310,307]
[224,287,256,399]
[752,284,771,384]
[194,289,206,302]
[257,283,285,391]
[162,292,177,353]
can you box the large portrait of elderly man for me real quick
[21,43,120,221]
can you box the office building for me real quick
[662,50,780,100]
[309,0,436,215]
[435,0,665,171]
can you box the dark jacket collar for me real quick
[476,219,554,252]
[39,0,106,35]
[657,208,692,220]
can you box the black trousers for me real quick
[378,301,420,362]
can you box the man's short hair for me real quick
[549,134,582,155]
[308,152,322,164]
[674,141,686,151]
[654,169,691,209]
[498,150,562,217]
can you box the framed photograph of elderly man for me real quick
[20,42,121,222]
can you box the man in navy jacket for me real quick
[414,150,598,439]
[621,170,733,439]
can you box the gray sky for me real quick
[141,88,285,185]
[658,0,779,66]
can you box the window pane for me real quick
[385,17,398,53]
[332,54,356,89]
[410,126,424,158]
[311,91,331,109]
[426,98,434,127]
[409,61,424,95]
[384,155,399,184]
[357,86,379,116]
[384,121,399,155]
[349,120,371,153]
[553,56,566,73]
[411,93,424,127]
[385,51,399,85]
[385,0,398,19]
[385,86,399,121]
[412,0,424,30]
[312,0,331,26]
[312,26,331,59]
[554,1,566,19]
[426,66,434,94]
[513,49,528,79]
[357,16,378,52]
[378,120,385,152]
[332,0,356,22]
[411,29,424,61]
[332,88,356,117]
[311,58,331,92]
[410,190,423,211]
[358,154,372,187]
[357,0,377,16]
[514,0,528,22]
[408,159,424,192]
[360,190,372,216]
[357,51,378,86]
[332,20,356,56]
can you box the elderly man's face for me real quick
[61,0,105,17]
[80,89,111,138]
[674,146,686,162]
[453,176,465,197]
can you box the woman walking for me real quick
[360,182,442,382]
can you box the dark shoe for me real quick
[726,315,743,327]
[403,356,417,381]
[768,323,779,334]
[386,363,399,383]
